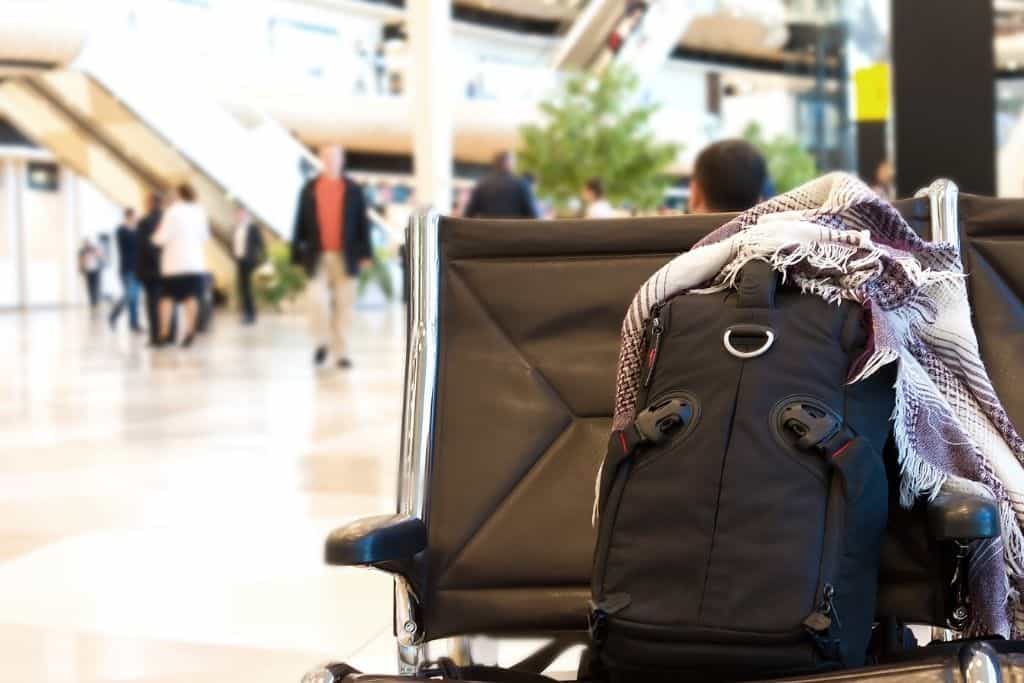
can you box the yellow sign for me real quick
[854,63,891,122]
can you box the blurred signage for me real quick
[854,63,891,122]
[26,162,59,192]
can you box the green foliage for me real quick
[742,122,818,195]
[253,242,307,311]
[519,65,680,211]
[357,247,395,300]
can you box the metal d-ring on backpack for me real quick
[589,260,896,683]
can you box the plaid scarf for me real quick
[611,173,1024,637]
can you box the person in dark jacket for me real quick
[108,208,143,332]
[291,145,372,369]
[134,193,165,344]
[233,206,265,325]
[464,151,539,219]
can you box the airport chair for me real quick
[309,180,1023,683]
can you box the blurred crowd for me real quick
[79,185,220,348]
[79,137,896,373]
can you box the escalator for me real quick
[0,9,317,292]
[0,73,235,288]
[552,1,790,87]
[551,0,704,82]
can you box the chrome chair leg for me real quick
[959,641,1002,683]
[447,636,498,668]
[449,637,474,667]
[397,642,423,676]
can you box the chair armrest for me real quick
[926,490,999,541]
[926,489,999,630]
[325,514,427,566]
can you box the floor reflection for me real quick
[0,307,405,681]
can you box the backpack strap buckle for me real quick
[781,402,855,456]
[781,403,841,451]
[635,398,691,445]
[610,398,694,460]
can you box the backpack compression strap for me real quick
[597,398,694,513]
[609,397,694,458]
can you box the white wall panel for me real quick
[0,161,20,307]
[20,161,68,307]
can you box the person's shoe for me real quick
[337,357,353,370]
[314,346,329,367]
[131,326,146,335]
[181,332,196,348]
[148,337,171,349]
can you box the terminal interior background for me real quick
[0,0,1022,680]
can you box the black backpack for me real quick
[589,261,895,683]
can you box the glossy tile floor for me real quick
[0,306,408,682]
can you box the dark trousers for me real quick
[237,261,256,322]
[84,271,101,308]
[141,278,162,343]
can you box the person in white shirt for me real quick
[582,177,616,218]
[152,183,210,347]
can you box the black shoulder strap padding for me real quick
[840,304,867,353]
[737,259,778,309]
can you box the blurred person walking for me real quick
[97,233,115,303]
[871,159,895,201]
[233,206,265,325]
[108,208,144,333]
[688,139,766,214]
[582,177,616,218]
[291,145,372,369]
[464,151,539,219]
[77,238,103,311]
[135,193,165,344]
[374,42,387,95]
[152,184,209,348]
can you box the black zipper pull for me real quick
[589,593,631,645]
[803,583,842,661]
[823,583,842,630]
[803,583,841,633]
[641,314,664,388]
[802,611,831,633]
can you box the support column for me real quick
[891,0,994,196]
[408,0,453,212]
[10,159,26,308]
[63,168,80,305]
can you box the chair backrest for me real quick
[404,193,1024,642]
[957,194,1024,427]
[893,191,1024,428]
[875,193,1024,627]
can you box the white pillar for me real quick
[63,169,81,306]
[10,159,26,308]
[408,0,453,212]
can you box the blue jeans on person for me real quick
[110,271,141,330]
